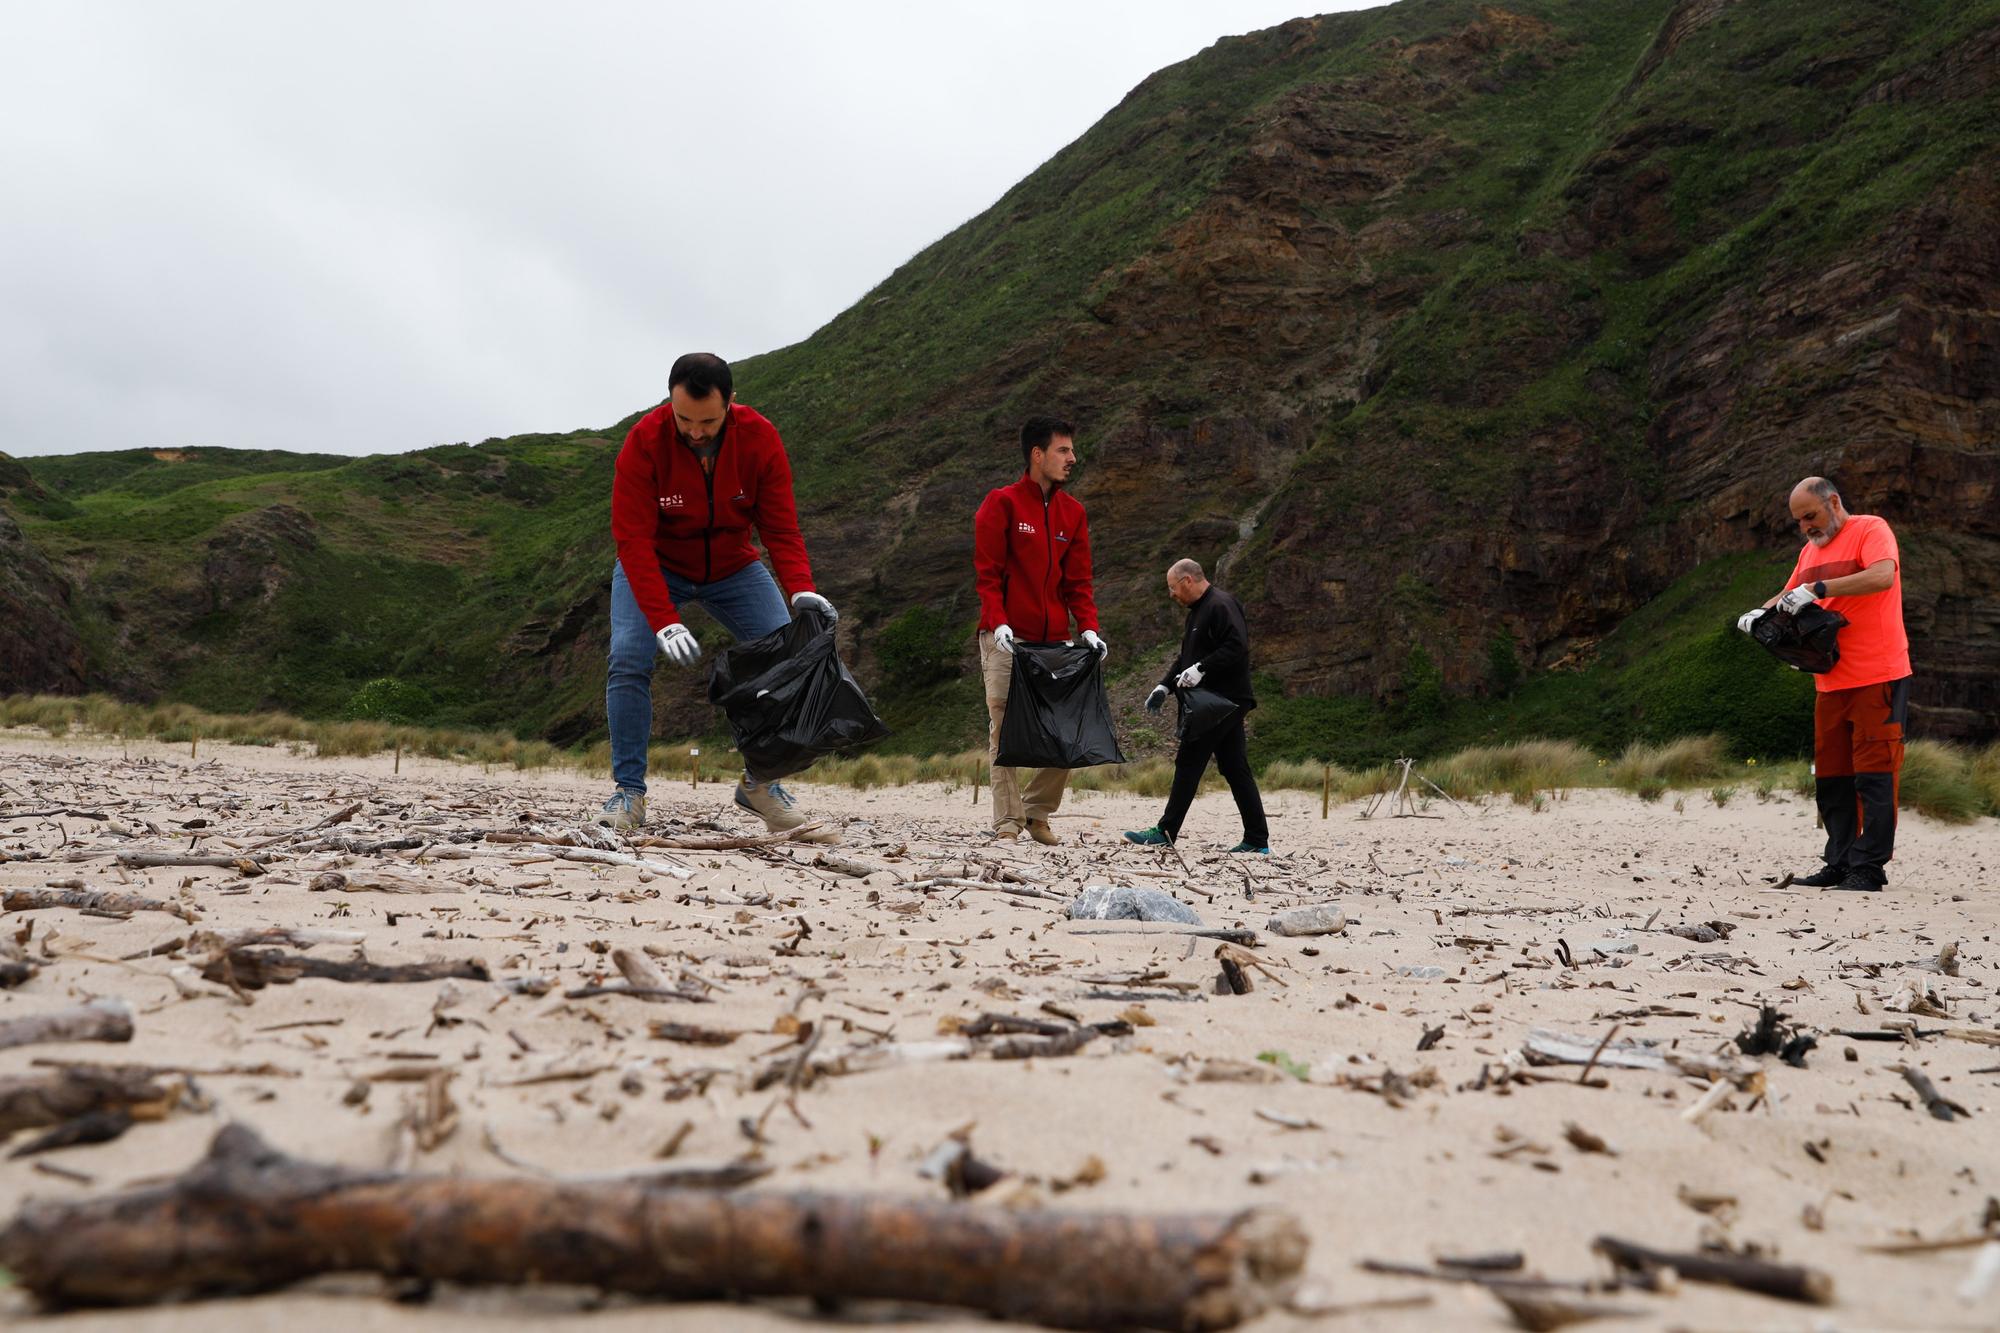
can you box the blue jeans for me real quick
[607,558,789,793]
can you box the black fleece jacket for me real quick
[1158,585,1256,708]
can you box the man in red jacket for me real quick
[597,353,838,842]
[972,416,1105,843]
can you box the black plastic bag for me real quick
[1174,685,1240,743]
[994,641,1128,769]
[1749,603,1848,674]
[707,606,890,780]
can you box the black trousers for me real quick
[1159,710,1268,846]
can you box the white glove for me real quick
[791,590,837,623]
[1735,608,1767,634]
[1777,584,1819,614]
[992,624,1016,654]
[655,623,701,666]
[1176,663,1204,689]
[1145,685,1168,712]
[1081,629,1107,660]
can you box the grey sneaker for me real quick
[594,788,645,830]
[734,779,838,843]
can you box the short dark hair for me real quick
[669,353,733,402]
[1020,415,1074,468]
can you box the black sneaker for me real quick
[1827,870,1883,892]
[1793,865,1845,888]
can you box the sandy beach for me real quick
[2,728,1996,1331]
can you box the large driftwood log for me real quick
[0,998,134,1052]
[0,1124,1306,1327]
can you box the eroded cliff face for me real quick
[0,488,87,696]
[824,1,2000,739]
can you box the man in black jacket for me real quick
[1124,559,1269,854]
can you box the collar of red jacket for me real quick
[1011,470,1074,504]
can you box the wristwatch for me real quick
[1813,580,1827,599]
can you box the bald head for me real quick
[1789,476,1848,547]
[1166,558,1209,607]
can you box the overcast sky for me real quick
[0,1,1379,459]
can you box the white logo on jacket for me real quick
[660,494,685,510]
[1016,521,1036,535]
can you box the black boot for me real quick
[1792,865,1845,888]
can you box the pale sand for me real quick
[2,729,1997,1331]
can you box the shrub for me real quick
[1899,740,1986,824]
[1486,633,1523,694]
[1628,628,1812,756]
[1398,646,1446,725]
[1610,735,1729,790]
[1432,739,1593,804]
[876,606,964,690]
[343,677,436,726]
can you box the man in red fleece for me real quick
[972,416,1105,843]
[597,353,838,842]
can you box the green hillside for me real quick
[7,0,1997,763]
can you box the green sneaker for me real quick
[1227,842,1270,855]
[1123,826,1170,846]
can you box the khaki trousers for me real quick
[979,630,1068,830]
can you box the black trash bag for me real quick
[1174,685,1240,743]
[707,605,890,780]
[1749,603,1849,674]
[994,641,1128,769]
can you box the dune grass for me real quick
[3,693,1994,819]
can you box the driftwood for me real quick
[0,999,134,1052]
[630,823,827,851]
[115,851,265,875]
[9,1109,134,1157]
[0,1123,1307,1327]
[649,1021,742,1046]
[201,949,489,990]
[0,1066,173,1136]
[1594,1235,1832,1304]
[0,953,37,989]
[3,887,197,922]
[1895,1064,1970,1121]
[309,870,460,895]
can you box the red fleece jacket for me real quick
[610,402,814,631]
[973,473,1098,642]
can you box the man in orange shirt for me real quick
[1737,477,1911,892]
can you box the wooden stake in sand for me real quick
[690,746,699,790]
[0,1123,1308,1328]
[1321,763,1331,820]
[393,739,402,775]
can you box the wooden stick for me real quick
[0,1066,172,1136]
[201,949,489,991]
[0,999,134,1052]
[3,888,197,922]
[0,1124,1307,1326]
[115,852,265,876]
[1320,764,1330,820]
[1594,1235,1832,1304]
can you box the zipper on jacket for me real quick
[1042,491,1056,641]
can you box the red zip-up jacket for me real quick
[610,401,815,631]
[973,473,1098,641]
